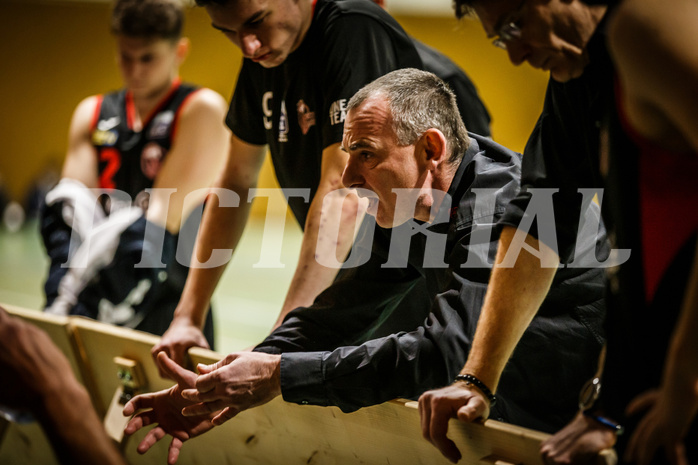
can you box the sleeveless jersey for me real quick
[91,79,200,209]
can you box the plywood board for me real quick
[0,305,618,465]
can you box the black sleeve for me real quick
[226,61,268,146]
[498,79,604,262]
[317,12,422,147]
[254,219,423,354]
[272,233,493,413]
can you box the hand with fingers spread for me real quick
[151,321,210,379]
[179,351,282,426]
[624,388,697,465]
[418,381,491,464]
[123,352,218,465]
[539,411,616,465]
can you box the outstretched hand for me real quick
[123,352,218,465]
[418,382,490,463]
[179,351,282,426]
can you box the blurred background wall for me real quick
[0,0,548,208]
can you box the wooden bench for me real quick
[0,304,617,465]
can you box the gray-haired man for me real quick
[123,69,605,461]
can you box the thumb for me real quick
[197,363,215,374]
[199,352,241,374]
[195,353,242,392]
[456,397,488,423]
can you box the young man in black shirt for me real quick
[153,0,492,369]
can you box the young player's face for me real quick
[341,96,429,228]
[206,0,313,68]
[472,0,605,82]
[116,36,181,97]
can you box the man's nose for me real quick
[341,159,362,189]
[506,41,529,66]
[240,33,262,57]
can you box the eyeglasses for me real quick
[491,0,526,50]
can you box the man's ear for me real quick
[420,128,448,169]
[176,37,190,64]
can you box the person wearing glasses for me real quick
[418,0,615,463]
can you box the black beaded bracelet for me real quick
[454,374,497,407]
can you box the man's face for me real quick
[341,96,429,228]
[206,0,311,68]
[473,0,604,82]
[117,36,181,98]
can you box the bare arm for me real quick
[274,142,364,328]
[0,308,125,465]
[147,88,229,233]
[609,3,698,463]
[419,226,558,463]
[609,0,698,154]
[153,133,268,364]
[624,245,698,465]
[61,96,100,187]
[461,226,558,390]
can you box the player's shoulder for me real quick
[69,94,104,130]
[179,87,228,118]
[75,94,101,112]
[315,0,395,27]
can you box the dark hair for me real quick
[347,68,470,165]
[111,0,185,41]
[194,0,229,6]
[453,0,477,19]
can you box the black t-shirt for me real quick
[227,0,422,227]
[497,15,613,261]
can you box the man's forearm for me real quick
[463,226,558,391]
[38,381,125,465]
[175,188,252,328]
[276,188,365,327]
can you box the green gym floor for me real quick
[0,216,304,353]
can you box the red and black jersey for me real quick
[90,79,200,208]
[600,76,698,454]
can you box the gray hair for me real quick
[347,68,470,165]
